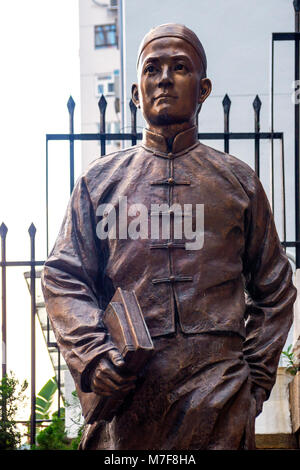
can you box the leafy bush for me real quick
[282,345,300,376]
[35,408,83,450]
[0,372,28,450]
[36,409,70,450]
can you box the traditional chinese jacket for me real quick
[41,126,297,448]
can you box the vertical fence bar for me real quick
[46,138,49,256]
[294,0,300,267]
[0,224,7,422]
[47,316,50,345]
[0,223,8,382]
[280,135,287,246]
[67,96,75,195]
[28,223,36,447]
[253,95,262,177]
[57,348,61,417]
[270,37,275,212]
[222,94,231,153]
[98,95,107,157]
[129,99,137,146]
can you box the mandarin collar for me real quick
[142,126,199,156]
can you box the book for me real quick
[83,288,154,424]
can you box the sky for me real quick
[0,0,81,419]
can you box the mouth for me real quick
[154,94,177,101]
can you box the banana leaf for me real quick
[35,377,57,419]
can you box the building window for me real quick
[95,74,116,97]
[108,82,114,93]
[97,84,104,95]
[95,24,117,48]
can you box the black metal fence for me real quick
[1,2,300,448]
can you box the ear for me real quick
[198,78,212,104]
[131,83,140,108]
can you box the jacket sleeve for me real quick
[242,174,297,398]
[41,175,115,393]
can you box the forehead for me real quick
[139,37,200,66]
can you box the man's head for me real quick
[132,24,212,130]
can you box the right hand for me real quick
[90,348,137,397]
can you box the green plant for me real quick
[32,381,83,450]
[282,345,299,376]
[70,425,83,450]
[0,372,28,450]
[35,408,70,450]
[35,376,57,420]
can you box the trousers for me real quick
[80,329,256,450]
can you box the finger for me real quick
[99,357,136,384]
[107,349,125,368]
[93,374,122,393]
[94,363,136,389]
[95,368,136,391]
[98,366,136,385]
[92,376,136,395]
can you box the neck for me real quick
[147,120,195,145]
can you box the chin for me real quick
[150,110,188,126]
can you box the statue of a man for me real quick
[42,24,297,450]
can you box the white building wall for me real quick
[121,0,297,255]
[79,0,121,170]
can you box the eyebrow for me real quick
[143,54,194,67]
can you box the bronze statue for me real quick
[41,24,297,450]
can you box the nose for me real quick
[158,65,173,88]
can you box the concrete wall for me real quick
[255,368,293,435]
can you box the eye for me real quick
[174,63,185,71]
[144,64,156,74]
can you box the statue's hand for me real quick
[252,386,267,417]
[90,348,137,397]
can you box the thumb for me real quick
[107,348,125,368]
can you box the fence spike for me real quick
[28,223,36,237]
[222,94,231,114]
[98,94,107,114]
[67,96,75,116]
[129,99,137,145]
[253,95,262,113]
[0,223,8,238]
